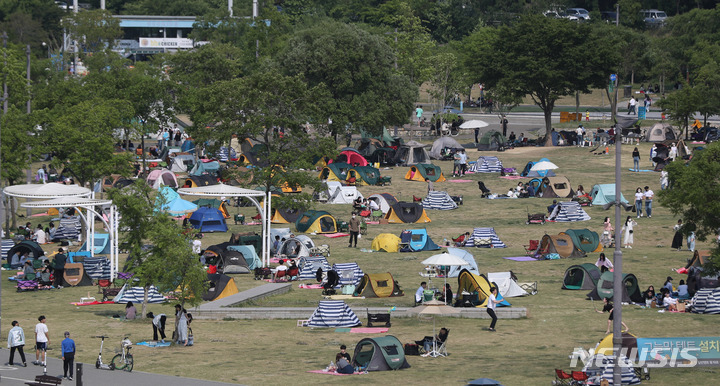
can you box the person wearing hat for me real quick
[53,248,67,289]
[663,277,674,293]
[61,331,75,380]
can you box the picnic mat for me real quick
[448,179,473,183]
[503,256,538,262]
[327,294,363,300]
[71,301,115,306]
[350,327,389,333]
[298,284,323,289]
[307,370,363,376]
[324,233,349,238]
[628,169,656,173]
[499,176,524,180]
[136,341,172,347]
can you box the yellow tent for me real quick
[385,203,431,224]
[594,332,638,358]
[371,234,401,252]
[404,164,446,182]
[456,269,493,307]
[355,273,404,298]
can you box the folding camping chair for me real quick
[553,369,572,385]
[570,371,588,385]
[523,240,539,256]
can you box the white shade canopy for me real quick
[530,161,559,171]
[19,197,112,208]
[459,120,489,129]
[422,253,471,267]
[177,184,266,197]
[3,183,91,199]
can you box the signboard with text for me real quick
[139,38,194,49]
[637,337,720,367]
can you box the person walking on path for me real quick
[622,216,637,249]
[644,186,654,218]
[628,96,637,115]
[53,248,67,289]
[61,331,75,380]
[34,316,49,366]
[632,147,641,172]
[7,320,27,367]
[487,287,503,332]
[348,213,361,248]
[415,105,423,125]
[597,298,629,335]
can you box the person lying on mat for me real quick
[419,328,449,356]
[334,352,354,374]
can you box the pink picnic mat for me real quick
[298,284,323,289]
[307,370,363,376]
[499,176,524,180]
[70,301,115,306]
[350,327,389,333]
[448,179,473,183]
[324,233,349,238]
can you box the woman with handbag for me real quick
[621,216,637,249]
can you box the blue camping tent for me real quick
[189,207,228,232]
[190,160,220,176]
[590,184,629,206]
[446,248,479,277]
[521,157,557,177]
[399,229,441,252]
[181,139,195,153]
[79,233,111,255]
[226,245,260,270]
[155,186,198,216]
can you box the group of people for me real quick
[6,316,76,380]
[627,95,652,115]
[642,276,690,311]
[452,149,468,177]
[15,222,56,244]
[156,126,186,149]
[9,247,67,288]
[146,304,193,346]
[670,219,695,251]
[632,186,655,218]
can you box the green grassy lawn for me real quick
[3,141,718,385]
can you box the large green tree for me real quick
[281,20,417,136]
[658,141,720,275]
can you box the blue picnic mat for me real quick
[136,341,172,347]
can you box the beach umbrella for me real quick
[422,253,469,304]
[459,120,489,129]
[530,161,559,171]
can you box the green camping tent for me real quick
[353,335,411,371]
[587,270,643,303]
[346,166,381,186]
[590,184,629,206]
[562,263,601,290]
[561,229,602,254]
[477,130,506,151]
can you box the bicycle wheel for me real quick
[124,354,133,372]
[111,354,125,370]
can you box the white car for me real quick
[566,8,591,20]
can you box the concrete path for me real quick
[0,354,237,385]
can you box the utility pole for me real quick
[73,0,78,75]
[0,30,7,342]
[253,0,259,59]
[25,45,32,216]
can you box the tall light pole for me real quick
[253,0,259,59]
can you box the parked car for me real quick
[600,11,617,23]
[641,9,668,27]
[566,8,591,20]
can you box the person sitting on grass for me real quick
[663,291,678,311]
[334,352,355,374]
[677,280,689,300]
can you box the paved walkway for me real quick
[0,354,237,385]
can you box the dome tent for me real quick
[352,336,411,371]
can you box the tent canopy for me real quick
[469,156,503,173]
[421,191,457,210]
[477,130,506,151]
[561,229,602,254]
[487,272,528,298]
[553,201,591,222]
[318,162,350,182]
[189,207,228,232]
[645,123,677,142]
[306,300,361,328]
[540,176,574,198]
[355,273,404,298]
[399,229,440,252]
[537,234,586,258]
[203,274,239,301]
[3,183,91,199]
[392,140,430,165]
[429,137,464,159]
[464,227,506,248]
[587,270,643,303]
[446,248,479,277]
[346,165,381,186]
[368,193,398,214]
[333,149,368,166]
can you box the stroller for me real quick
[316,268,339,296]
[526,207,546,224]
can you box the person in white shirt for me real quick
[368,200,379,211]
[634,187,644,218]
[415,282,427,305]
[595,253,614,272]
[644,186,654,218]
[34,316,49,366]
[576,125,584,147]
[34,225,46,244]
[192,239,202,255]
[486,287,503,331]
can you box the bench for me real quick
[26,374,62,386]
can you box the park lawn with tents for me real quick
[3,140,720,385]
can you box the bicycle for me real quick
[111,337,134,372]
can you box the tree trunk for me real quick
[631,71,634,86]
[544,109,554,147]
[575,90,580,116]
[141,286,149,321]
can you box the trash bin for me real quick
[623,85,632,98]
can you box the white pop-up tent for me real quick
[487,272,528,298]
[324,181,363,204]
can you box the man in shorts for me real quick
[34,315,49,366]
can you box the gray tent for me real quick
[645,123,677,142]
[429,137,464,159]
[392,140,431,165]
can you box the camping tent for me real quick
[277,236,315,258]
[464,227,506,248]
[7,240,45,261]
[192,198,230,218]
[183,175,218,188]
[487,272,528,298]
[62,263,94,286]
[468,156,503,173]
[298,255,332,280]
[421,191,457,210]
[645,123,677,142]
[306,300,361,328]
[318,162,350,182]
[169,154,195,173]
[455,269,510,307]
[156,186,198,216]
[385,202,431,223]
[79,233,111,255]
[429,137,464,159]
[332,263,364,286]
[561,229,602,254]
[552,201,591,222]
[371,234,401,253]
[536,234,586,258]
[189,207,228,232]
[190,160,220,176]
[587,270,643,303]
[477,130,506,151]
[333,148,368,166]
[446,248,479,277]
[392,140,431,166]
[215,146,237,162]
[405,164,446,182]
[589,184,629,206]
[295,210,337,234]
[691,288,720,314]
[53,216,82,241]
[346,166,381,186]
[226,245,260,271]
[520,158,556,177]
[113,284,165,304]
[82,256,111,280]
[355,273,404,298]
[539,177,574,198]
[562,264,602,290]
[202,274,239,301]
[270,207,302,224]
[399,229,441,252]
[368,193,398,214]
[146,169,178,189]
[353,336,411,371]
[324,181,363,204]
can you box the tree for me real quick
[281,20,417,137]
[658,141,720,275]
[61,9,122,55]
[462,16,619,143]
[655,83,700,139]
